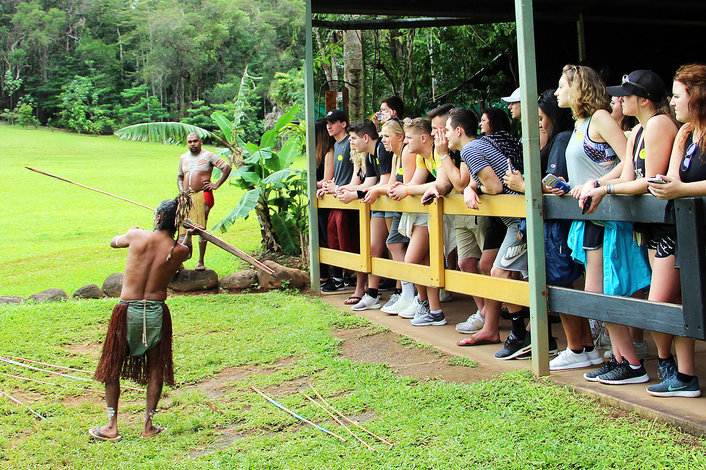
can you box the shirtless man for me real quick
[178,132,231,270]
[90,198,192,441]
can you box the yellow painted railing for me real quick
[315,194,530,306]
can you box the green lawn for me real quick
[1,294,704,469]
[1,124,265,297]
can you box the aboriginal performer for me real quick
[90,197,193,441]
[177,132,232,270]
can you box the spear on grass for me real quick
[1,372,105,395]
[308,382,394,447]
[249,385,347,442]
[299,390,374,450]
[0,390,47,421]
[0,356,145,392]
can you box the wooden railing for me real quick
[315,193,706,341]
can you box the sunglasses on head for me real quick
[622,74,652,99]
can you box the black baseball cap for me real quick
[323,109,348,123]
[606,70,666,101]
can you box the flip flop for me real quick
[89,426,122,442]
[194,264,206,271]
[457,336,501,347]
[140,426,167,439]
[344,296,362,305]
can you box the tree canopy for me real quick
[0,0,305,139]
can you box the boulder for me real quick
[28,288,68,303]
[258,260,310,290]
[169,269,219,292]
[219,270,258,291]
[74,284,107,299]
[102,273,123,298]
[0,296,25,304]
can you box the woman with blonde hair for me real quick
[549,65,652,380]
[645,64,706,397]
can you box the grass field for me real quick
[1,294,704,469]
[1,124,267,297]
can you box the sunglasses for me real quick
[681,142,697,171]
[622,74,652,99]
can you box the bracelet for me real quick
[440,154,449,161]
[477,184,484,195]
[405,185,409,196]
[593,179,600,188]
[606,184,613,195]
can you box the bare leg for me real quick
[368,217,390,290]
[196,205,210,269]
[405,225,430,302]
[142,348,165,438]
[458,257,485,312]
[649,255,681,359]
[675,336,696,376]
[93,379,120,439]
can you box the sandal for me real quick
[344,296,362,305]
[89,426,122,442]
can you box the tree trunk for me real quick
[315,29,336,91]
[343,29,364,122]
[256,197,280,252]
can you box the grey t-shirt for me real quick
[565,116,618,186]
[333,134,353,186]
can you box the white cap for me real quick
[501,87,521,103]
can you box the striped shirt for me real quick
[461,132,522,225]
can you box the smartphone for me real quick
[647,176,667,184]
[582,196,592,215]
[357,190,366,199]
[542,174,571,192]
[422,194,437,205]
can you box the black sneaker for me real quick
[514,335,558,360]
[597,359,649,385]
[583,355,619,382]
[494,332,531,360]
[343,274,355,287]
[321,278,344,292]
[378,278,396,291]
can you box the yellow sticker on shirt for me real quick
[576,131,584,140]
[639,148,646,160]
[397,168,403,175]
[337,154,343,161]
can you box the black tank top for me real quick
[632,126,646,179]
[679,133,706,183]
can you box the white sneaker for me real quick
[351,293,381,311]
[382,293,400,310]
[585,348,604,365]
[381,295,414,315]
[439,288,453,303]
[455,310,485,334]
[399,298,423,319]
[549,348,592,371]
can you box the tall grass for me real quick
[1,124,263,297]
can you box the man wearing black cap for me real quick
[317,109,357,292]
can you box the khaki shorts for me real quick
[455,215,489,260]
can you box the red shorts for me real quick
[203,190,214,208]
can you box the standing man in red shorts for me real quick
[177,132,231,270]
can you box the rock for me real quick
[0,296,25,304]
[258,260,310,290]
[73,284,107,299]
[102,273,123,298]
[219,270,258,291]
[169,269,219,292]
[28,288,68,303]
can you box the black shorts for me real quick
[583,222,604,250]
[483,217,507,251]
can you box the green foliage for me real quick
[1,96,40,127]
[119,84,170,125]
[58,75,114,134]
[213,104,308,255]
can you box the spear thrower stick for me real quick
[25,167,277,276]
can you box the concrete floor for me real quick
[320,288,706,437]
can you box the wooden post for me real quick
[428,197,445,287]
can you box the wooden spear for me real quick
[0,390,47,421]
[1,372,105,395]
[25,166,277,276]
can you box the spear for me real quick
[0,390,47,421]
[25,166,277,276]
